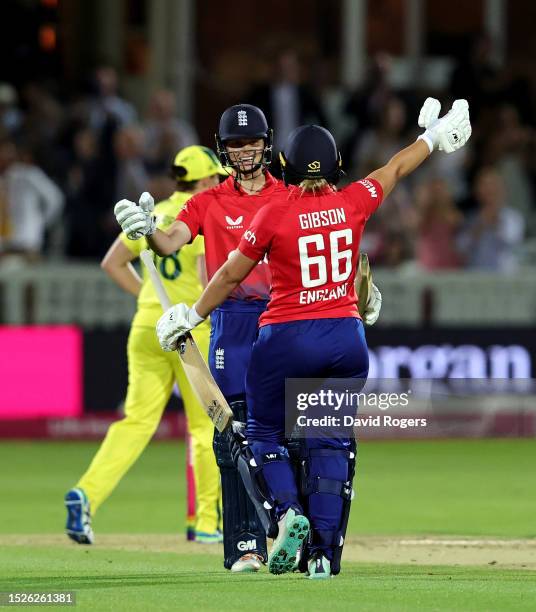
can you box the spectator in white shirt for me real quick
[0,139,64,258]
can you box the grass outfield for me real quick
[1,546,535,612]
[0,439,535,610]
[1,439,535,536]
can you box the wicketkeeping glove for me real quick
[156,303,205,351]
[114,191,156,240]
[417,98,472,154]
[363,282,382,326]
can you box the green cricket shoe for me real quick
[194,530,223,544]
[268,508,310,575]
[307,553,332,579]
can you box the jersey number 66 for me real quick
[298,229,353,289]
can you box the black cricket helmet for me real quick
[215,103,273,173]
[279,124,343,186]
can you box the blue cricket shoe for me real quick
[64,488,94,544]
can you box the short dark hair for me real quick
[174,179,199,193]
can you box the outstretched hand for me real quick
[418,98,472,154]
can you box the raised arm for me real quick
[368,98,471,199]
[114,191,192,256]
[368,140,430,199]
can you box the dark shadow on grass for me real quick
[2,564,533,593]
[0,572,284,591]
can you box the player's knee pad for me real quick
[213,428,233,469]
[219,464,268,568]
[297,439,357,575]
[232,431,279,539]
[214,400,268,569]
[286,435,302,478]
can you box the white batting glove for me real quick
[114,191,156,240]
[418,97,442,150]
[363,283,382,326]
[156,303,205,352]
[418,97,441,129]
[418,98,472,154]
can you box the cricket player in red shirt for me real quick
[115,104,280,571]
[115,105,385,571]
[155,98,472,578]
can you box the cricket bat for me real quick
[356,253,372,319]
[140,249,234,432]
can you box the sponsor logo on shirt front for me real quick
[225,215,244,229]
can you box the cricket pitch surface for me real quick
[2,534,534,570]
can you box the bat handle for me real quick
[140,249,172,311]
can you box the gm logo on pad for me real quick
[237,539,257,551]
[308,161,321,171]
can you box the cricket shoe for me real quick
[195,530,223,544]
[268,508,309,575]
[307,553,332,580]
[230,553,264,573]
[64,488,94,544]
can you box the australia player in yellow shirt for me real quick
[65,145,227,544]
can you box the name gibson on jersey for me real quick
[298,207,346,230]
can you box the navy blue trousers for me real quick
[209,299,268,400]
[245,317,369,559]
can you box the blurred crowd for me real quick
[0,34,535,272]
[0,66,197,260]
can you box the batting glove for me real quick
[156,303,205,351]
[114,191,156,240]
[417,98,472,154]
[363,283,382,326]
